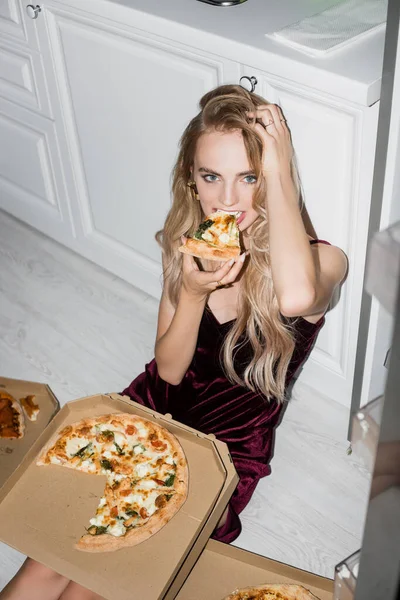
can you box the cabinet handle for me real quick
[26,4,42,19]
[239,76,258,93]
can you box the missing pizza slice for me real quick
[179,210,241,261]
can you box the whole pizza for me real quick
[223,584,321,600]
[37,413,188,552]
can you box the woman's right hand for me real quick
[181,247,247,301]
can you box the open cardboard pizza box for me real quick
[175,539,334,600]
[0,376,60,489]
[0,392,238,600]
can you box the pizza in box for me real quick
[37,413,188,552]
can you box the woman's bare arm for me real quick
[155,251,245,385]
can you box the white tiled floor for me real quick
[0,211,371,588]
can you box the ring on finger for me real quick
[215,280,224,288]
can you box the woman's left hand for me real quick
[247,104,293,178]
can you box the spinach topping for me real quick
[194,219,213,240]
[101,430,114,441]
[100,459,113,471]
[87,525,109,536]
[73,442,92,458]
[114,441,124,455]
[132,443,146,454]
[125,509,139,518]
[164,473,176,487]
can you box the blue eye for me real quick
[244,175,257,184]
[202,174,219,183]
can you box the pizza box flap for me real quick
[175,539,334,600]
[0,393,238,600]
[0,376,59,489]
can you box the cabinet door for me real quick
[0,39,52,114]
[35,3,240,298]
[0,97,74,242]
[241,68,379,409]
[0,0,39,49]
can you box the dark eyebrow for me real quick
[198,167,256,177]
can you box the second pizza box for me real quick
[0,376,60,489]
[0,392,238,600]
[175,539,334,600]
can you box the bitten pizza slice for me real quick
[179,210,241,261]
[77,476,178,552]
[0,391,25,439]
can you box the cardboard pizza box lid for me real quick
[0,393,238,600]
[175,539,334,600]
[0,376,60,489]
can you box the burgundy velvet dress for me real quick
[122,240,329,544]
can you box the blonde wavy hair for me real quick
[157,84,303,403]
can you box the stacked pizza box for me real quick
[0,377,334,600]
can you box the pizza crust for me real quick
[20,395,40,421]
[76,490,186,552]
[179,238,240,261]
[223,584,321,600]
[36,413,189,552]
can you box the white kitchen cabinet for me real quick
[0,96,73,242]
[32,1,240,298]
[0,38,52,114]
[0,0,39,49]
[0,2,70,239]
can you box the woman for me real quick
[0,84,346,600]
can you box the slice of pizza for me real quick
[20,395,40,422]
[179,210,241,261]
[0,391,25,439]
[78,473,181,551]
[223,584,321,600]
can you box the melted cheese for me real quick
[65,437,90,457]
[219,232,230,244]
[138,478,157,490]
[135,463,152,478]
[114,432,126,448]
[198,211,240,248]
[107,521,126,537]
[81,459,96,473]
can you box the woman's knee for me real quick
[59,582,105,600]
[21,558,67,584]
[0,558,70,600]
